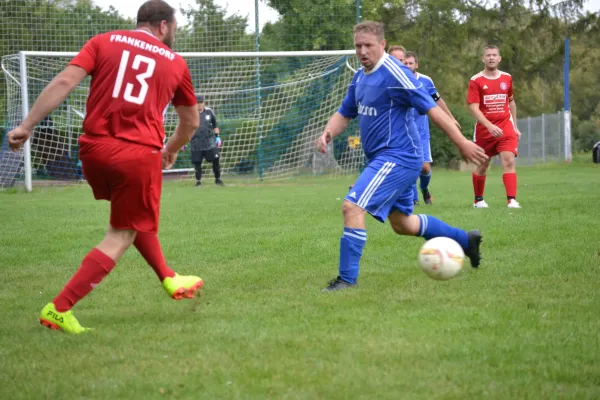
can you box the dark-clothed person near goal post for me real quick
[190,95,224,186]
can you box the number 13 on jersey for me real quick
[112,50,156,105]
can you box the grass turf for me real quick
[1,162,599,399]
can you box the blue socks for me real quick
[338,217,467,283]
[417,214,469,250]
[339,227,367,284]
[420,171,431,191]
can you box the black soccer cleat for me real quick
[422,189,433,205]
[322,276,357,292]
[465,229,483,268]
[215,178,225,186]
[195,180,202,187]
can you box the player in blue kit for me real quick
[316,21,488,291]
[402,51,462,205]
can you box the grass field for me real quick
[1,162,599,399]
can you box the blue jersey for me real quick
[413,73,439,139]
[338,54,437,168]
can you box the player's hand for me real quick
[487,123,503,138]
[316,130,332,153]
[514,127,522,140]
[161,148,178,170]
[458,140,488,166]
[6,125,32,152]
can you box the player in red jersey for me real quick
[7,0,203,334]
[468,45,522,209]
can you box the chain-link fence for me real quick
[514,111,570,165]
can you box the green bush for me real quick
[573,120,600,152]
[429,105,473,167]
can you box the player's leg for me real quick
[324,159,419,291]
[322,199,367,291]
[323,159,393,291]
[194,161,202,186]
[420,137,433,204]
[191,148,203,186]
[211,149,224,185]
[420,162,433,204]
[133,231,175,279]
[323,200,368,290]
[412,183,419,205]
[134,231,202,300]
[472,130,496,208]
[112,161,180,288]
[499,150,520,208]
[387,195,483,268]
[120,143,203,298]
[472,158,491,208]
[497,128,520,208]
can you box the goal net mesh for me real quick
[1,51,364,187]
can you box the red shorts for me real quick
[474,119,519,157]
[78,135,163,233]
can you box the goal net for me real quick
[1,50,363,191]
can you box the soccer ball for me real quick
[418,237,465,280]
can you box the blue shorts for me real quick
[345,156,420,223]
[420,135,432,163]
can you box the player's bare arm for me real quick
[436,97,461,129]
[316,112,351,153]
[428,106,488,165]
[509,99,521,139]
[163,104,200,169]
[7,65,88,151]
[468,102,503,138]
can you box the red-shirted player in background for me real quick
[468,45,522,209]
[7,0,203,334]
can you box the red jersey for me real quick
[467,71,514,125]
[69,29,197,149]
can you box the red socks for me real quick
[52,234,175,312]
[472,173,487,201]
[53,248,116,312]
[503,172,517,200]
[473,172,517,202]
[133,232,175,282]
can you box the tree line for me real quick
[1,0,599,152]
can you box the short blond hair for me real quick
[388,45,405,54]
[353,21,385,41]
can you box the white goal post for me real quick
[2,49,363,192]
